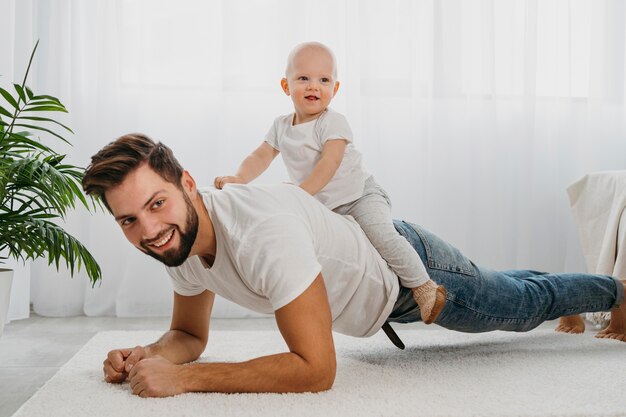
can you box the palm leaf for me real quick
[25,99,66,108]
[0,105,12,118]
[30,94,62,104]
[13,84,26,103]
[16,116,74,134]
[0,131,56,154]
[23,105,68,113]
[0,217,101,286]
[3,157,81,215]
[12,123,71,145]
[0,40,102,283]
[0,88,19,111]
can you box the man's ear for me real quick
[281,78,290,96]
[181,170,197,198]
[333,81,340,96]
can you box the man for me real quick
[83,133,626,398]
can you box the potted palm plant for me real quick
[0,41,101,337]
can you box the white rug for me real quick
[11,329,626,417]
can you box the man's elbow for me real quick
[195,335,210,357]
[181,332,208,361]
[312,370,335,392]
[307,360,336,392]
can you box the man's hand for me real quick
[214,175,246,189]
[101,291,213,393]
[103,345,148,383]
[128,356,185,398]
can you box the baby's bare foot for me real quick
[555,315,585,334]
[596,280,626,342]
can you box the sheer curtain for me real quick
[1,0,625,318]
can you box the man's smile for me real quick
[147,228,175,249]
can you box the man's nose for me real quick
[140,216,162,241]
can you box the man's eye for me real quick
[121,218,135,226]
[153,199,164,209]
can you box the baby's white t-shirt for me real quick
[264,108,370,210]
[166,184,399,337]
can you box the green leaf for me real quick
[67,177,91,210]
[13,84,26,103]
[0,218,102,284]
[0,88,19,110]
[12,123,72,145]
[23,105,68,113]
[3,156,86,217]
[0,39,102,285]
[30,94,62,104]
[17,116,74,133]
[26,100,67,110]
[0,105,12,118]
[1,131,55,153]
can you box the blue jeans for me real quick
[388,220,624,332]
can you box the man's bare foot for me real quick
[555,315,585,334]
[596,280,626,342]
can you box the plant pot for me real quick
[0,268,14,339]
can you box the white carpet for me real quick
[12,329,626,417]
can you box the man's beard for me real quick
[140,193,199,267]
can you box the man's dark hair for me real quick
[82,133,184,212]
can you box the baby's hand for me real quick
[214,175,245,189]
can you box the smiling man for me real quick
[82,133,626,398]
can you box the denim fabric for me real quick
[388,220,624,332]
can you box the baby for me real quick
[214,42,446,324]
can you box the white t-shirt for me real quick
[264,108,371,210]
[166,184,399,337]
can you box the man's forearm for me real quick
[180,350,335,393]
[127,276,336,397]
[145,329,206,364]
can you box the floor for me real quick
[0,314,564,417]
[0,314,280,417]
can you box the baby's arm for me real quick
[299,139,347,196]
[214,142,279,189]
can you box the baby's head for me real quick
[281,42,340,124]
[285,42,338,80]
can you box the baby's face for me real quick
[282,48,339,124]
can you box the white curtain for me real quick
[1,0,625,318]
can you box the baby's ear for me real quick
[281,78,290,96]
[333,81,340,96]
